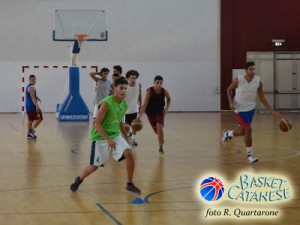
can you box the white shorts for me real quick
[90,135,132,166]
[93,105,99,118]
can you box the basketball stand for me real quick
[53,9,107,121]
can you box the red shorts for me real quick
[147,111,164,128]
[27,111,43,121]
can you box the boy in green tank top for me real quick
[70,77,141,194]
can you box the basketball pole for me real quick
[57,38,90,122]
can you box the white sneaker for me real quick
[248,155,258,164]
[221,129,231,146]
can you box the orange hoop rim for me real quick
[74,34,89,41]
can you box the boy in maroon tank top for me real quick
[139,75,171,154]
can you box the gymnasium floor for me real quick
[0,112,299,225]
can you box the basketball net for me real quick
[74,34,89,48]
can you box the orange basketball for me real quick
[123,123,131,133]
[131,118,143,132]
[279,118,292,132]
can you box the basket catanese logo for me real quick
[228,173,290,202]
[199,173,291,203]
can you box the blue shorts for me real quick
[235,109,255,129]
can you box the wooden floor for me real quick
[0,112,299,225]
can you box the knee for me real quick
[123,149,133,159]
[238,129,246,136]
[245,126,252,134]
[91,166,98,172]
[156,123,163,131]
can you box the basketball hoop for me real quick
[74,34,89,41]
[72,34,89,66]
[74,34,89,48]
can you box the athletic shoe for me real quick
[221,129,231,146]
[159,146,164,154]
[31,129,37,139]
[248,155,258,164]
[70,176,83,192]
[131,139,138,146]
[27,132,36,139]
[126,183,141,195]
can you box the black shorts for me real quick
[125,113,138,125]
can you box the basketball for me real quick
[123,123,131,133]
[279,118,292,132]
[131,118,143,132]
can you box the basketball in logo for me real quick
[200,177,224,201]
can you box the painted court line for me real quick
[96,203,123,225]
[96,186,193,224]
[8,122,19,132]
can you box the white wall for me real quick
[0,0,220,112]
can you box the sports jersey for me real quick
[91,95,128,141]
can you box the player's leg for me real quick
[156,123,164,154]
[33,111,43,129]
[244,126,252,148]
[31,111,43,138]
[70,141,109,192]
[27,112,36,139]
[147,115,158,134]
[127,113,138,146]
[111,136,141,194]
[27,120,34,139]
[221,111,248,145]
[242,110,257,163]
[155,112,165,154]
[124,149,134,183]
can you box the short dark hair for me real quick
[113,65,122,74]
[154,75,163,81]
[114,76,128,87]
[246,61,255,69]
[125,70,140,79]
[29,74,36,79]
[100,67,109,75]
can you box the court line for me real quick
[96,203,123,225]
[8,122,19,132]
[71,148,79,154]
[144,186,192,203]
[94,186,193,225]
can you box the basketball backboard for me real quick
[53,9,107,41]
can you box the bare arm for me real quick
[227,78,239,110]
[94,102,117,150]
[90,72,100,82]
[138,89,151,119]
[119,122,130,144]
[29,87,40,112]
[138,83,142,112]
[164,89,171,115]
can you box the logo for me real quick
[200,177,224,202]
[228,173,291,202]
[198,173,293,220]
